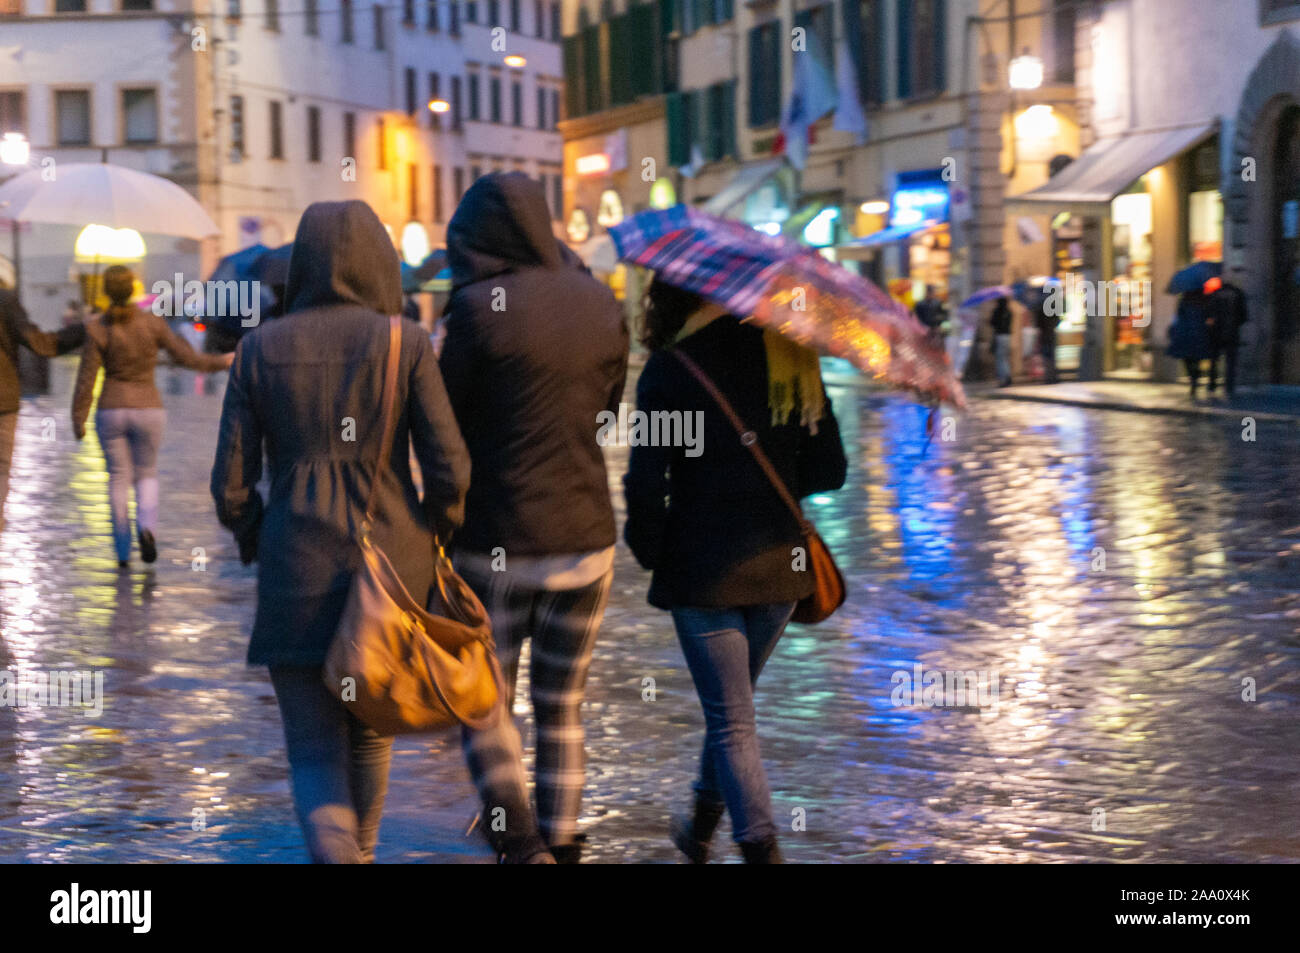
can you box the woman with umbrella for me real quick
[623,278,848,865]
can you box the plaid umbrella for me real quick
[608,205,966,408]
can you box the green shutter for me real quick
[563,34,583,118]
[581,25,601,113]
[723,79,737,158]
[897,0,912,99]
[628,4,655,99]
[667,92,688,167]
[609,14,632,106]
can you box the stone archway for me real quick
[1227,29,1300,386]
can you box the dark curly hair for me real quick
[640,277,708,352]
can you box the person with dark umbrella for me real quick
[1204,277,1248,397]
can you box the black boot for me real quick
[670,794,726,864]
[138,528,157,564]
[476,806,555,864]
[548,832,587,865]
[739,837,784,864]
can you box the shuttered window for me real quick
[748,20,782,128]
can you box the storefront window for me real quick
[1188,190,1224,261]
[1110,186,1154,371]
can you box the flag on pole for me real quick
[832,36,868,142]
[780,29,838,171]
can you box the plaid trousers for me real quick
[459,561,612,848]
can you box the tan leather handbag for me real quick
[672,348,846,625]
[323,316,503,735]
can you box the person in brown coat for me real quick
[0,286,85,536]
[72,265,232,566]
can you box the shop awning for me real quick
[843,221,935,247]
[1007,122,1217,212]
[701,157,788,217]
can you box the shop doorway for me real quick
[1273,105,1300,384]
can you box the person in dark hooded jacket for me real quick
[440,172,628,864]
[211,200,470,864]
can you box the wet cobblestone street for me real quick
[1,357,1297,863]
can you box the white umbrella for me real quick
[0,162,218,239]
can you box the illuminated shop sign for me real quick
[890,172,950,227]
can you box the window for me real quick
[450,0,459,32]
[550,88,559,129]
[403,0,415,24]
[373,4,386,48]
[405,67,418,115]
[122,88,158,144]
[794,5,833,72]
[488,0,499,25]
[1052,0,1076,84]
[897,0,946,99]
[453,166,465,201]
[227,0,241,16]
[550,1,559,40]
[470,162,481,182]
[551,172,562,221]
[408,163,419,219]
[510,0,520,31]
[55,90,91,146]
[230,95,245,158]
[343,110,356,159]
[307,105,321,161]
[341,0,354,43]
[466,1,477,23]
[376,116,386,169]
[467,73,480,120]
[427,0,439,30]
[428,73,441,128]
[451,75,463,129]
[1261,0,1300,25]
[265,0,280,30]
[269,99,284,158]
[844,0,885,107]
[121,0,153,9]
[54,0,86,10]
[305,0,318,34]
[534,0,543,37]
[511,80,522,126]
[747,21,781,127]
[536,85,546,129]
[0,91,25,135]
[433,164,444,222]
[490,76,501,123]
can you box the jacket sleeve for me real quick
[607,314,630,416]
[409,330,470,542]
[622,354,673,571]
[437,292,477,427]
[154,312,228,373]
[210,340,264,564]
[798,386,848,497]
[6,292,86,358]
[70,332,102,440]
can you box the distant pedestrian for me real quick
[1205,279,1248,397]
[211,200,471,863]
[71,266,231,567]
[914,284,948,338]
[0,286,86,536]
[1034,292,1060,384]
[991,296,1013,386]
[624,279,847,864]
[1166,289,1214,399]
[440,172,628,864]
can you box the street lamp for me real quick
[503,54,526,68]
[0,132,29,167]
[427,99,450,114]
[1009,49,1044,91]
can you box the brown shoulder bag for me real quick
[672,348,846,625]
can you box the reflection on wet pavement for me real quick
[1,359,1297,862]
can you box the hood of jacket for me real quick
[447,172,563,290]
[284,200,402,316]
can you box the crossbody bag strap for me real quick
[362,315,402,530]
[670,347,812,534]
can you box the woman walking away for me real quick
[623,279,848,864]
[72,265,231,567]
[211,200,470,863]
[1167,289,1213,399]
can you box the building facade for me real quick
[0,0,565,326]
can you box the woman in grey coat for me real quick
[211,200,471,863]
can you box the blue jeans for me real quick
[269,666,393,863]
[95,407,165,562]
[671,602,796,844]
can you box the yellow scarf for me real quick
[674,313,825,433]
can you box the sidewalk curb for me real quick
[977,390,1300,425]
